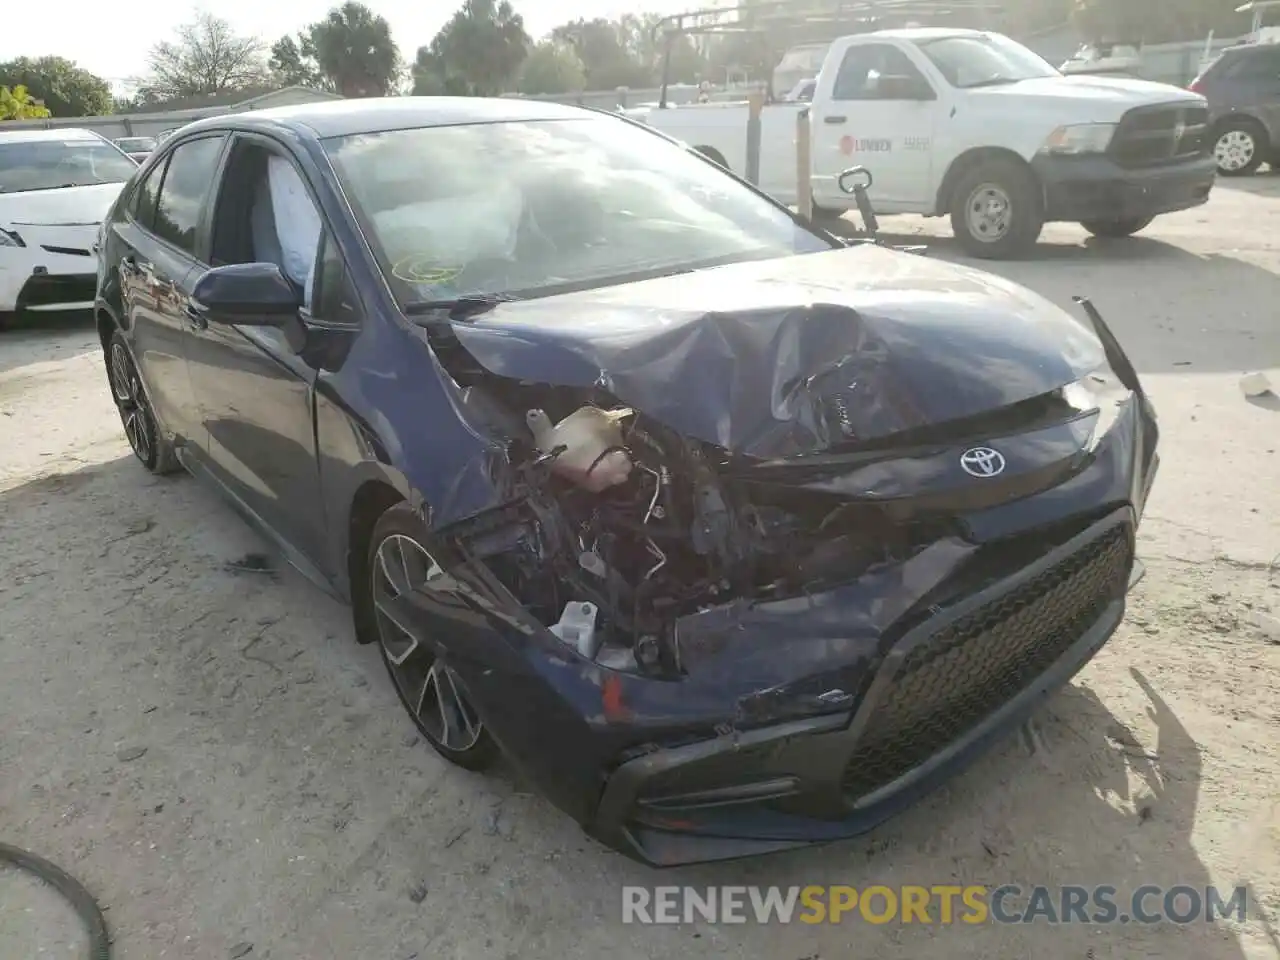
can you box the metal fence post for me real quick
[745,90,763,186]
[796,107,812,220]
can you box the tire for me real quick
[365,502,499,772]
[0,843,110,960]
[106,330,180,474]
[1079,215,1154,238]
[948,157,1044,259]
[1213,118,1268,177]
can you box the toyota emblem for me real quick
[960,446,1006,478]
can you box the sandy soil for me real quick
[1,178,1278,960]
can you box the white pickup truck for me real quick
[630,28,1217,258]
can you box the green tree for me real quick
[306,2,402,97]
[517,40,586,94]
[0,57,111,117]
[618,14,707,85]
[0,84,51,120]
[415,0,530,96]
[268,35,328,89]
[551,18,648,89]
[1071,0,1249,43]
[140,12,269,101]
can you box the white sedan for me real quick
[0,128,137,326]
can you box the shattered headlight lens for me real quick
[0,227,26,248]
[1062,368,1133,450]
[1039,123,1116,155]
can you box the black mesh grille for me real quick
[1110,104,1211,168]
[842,525,1131,801]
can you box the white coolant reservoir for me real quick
[549,600,600,659]
[526,406,633,492]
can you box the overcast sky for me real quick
[1,0,700,92]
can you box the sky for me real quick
[1,0,701,93]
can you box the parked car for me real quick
[113,135,158,164]
[631,28,1216,258]
[95,98,1158,866]
[1189,41,1280,176]
[0,128,138,328]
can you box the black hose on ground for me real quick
[0,842,110,960]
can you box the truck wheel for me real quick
[949,158,1044,259]
[1080,215,1154,238]
[1213,118,1267,177]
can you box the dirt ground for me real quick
[2,176,1278,960]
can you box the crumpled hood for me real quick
[447,245,1108,458]
[0,182,125,227]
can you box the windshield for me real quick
[324,117,834,308]
[0,138,138,193]
[916,34,1060,88]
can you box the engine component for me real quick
[526,406,634,492]
[549,600,601,659]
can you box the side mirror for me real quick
[877,74,935,101]
[190,263,300,326]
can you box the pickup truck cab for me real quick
[634,28,1217,258]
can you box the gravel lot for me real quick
[2,176,1278,960]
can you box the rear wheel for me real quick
[366,502,499,771]
[106,330,180,474]
[1080,215,1154,238]
[1213,118,1267,177]
[948,158,1044,259]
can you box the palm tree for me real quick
[308,2,402,98]
[0,84,51,120]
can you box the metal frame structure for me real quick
[650,0,1006,106]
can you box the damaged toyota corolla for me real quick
[96,98,1158,867]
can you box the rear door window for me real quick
[129,160,166,230]
[152,135,227,256]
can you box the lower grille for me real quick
[842,525,1131,801]
[16,273,97,310]
[1110,104,1210,168]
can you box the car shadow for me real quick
[655,669,1252,958]
[0,311,98,377]
[1214,166,1280,198]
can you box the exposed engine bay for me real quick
[435,342,937,678]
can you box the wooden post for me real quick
[796,107,812,220]
[745,90,764,186]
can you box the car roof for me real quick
[0,127,105,144]
[173,96,602,141]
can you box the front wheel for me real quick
[365,502,499,771]
[1080,215,1154,238]
[948,158,1044,259]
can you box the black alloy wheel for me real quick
[107,331,178,474]
[368,506,498,771]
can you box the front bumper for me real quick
[0,226,100,313]
[589,509,1138,865]
[1032,153,1216,223]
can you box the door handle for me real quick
[824,115,847,124]
[184,302,208,330]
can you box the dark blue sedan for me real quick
[94,97,1158,866]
